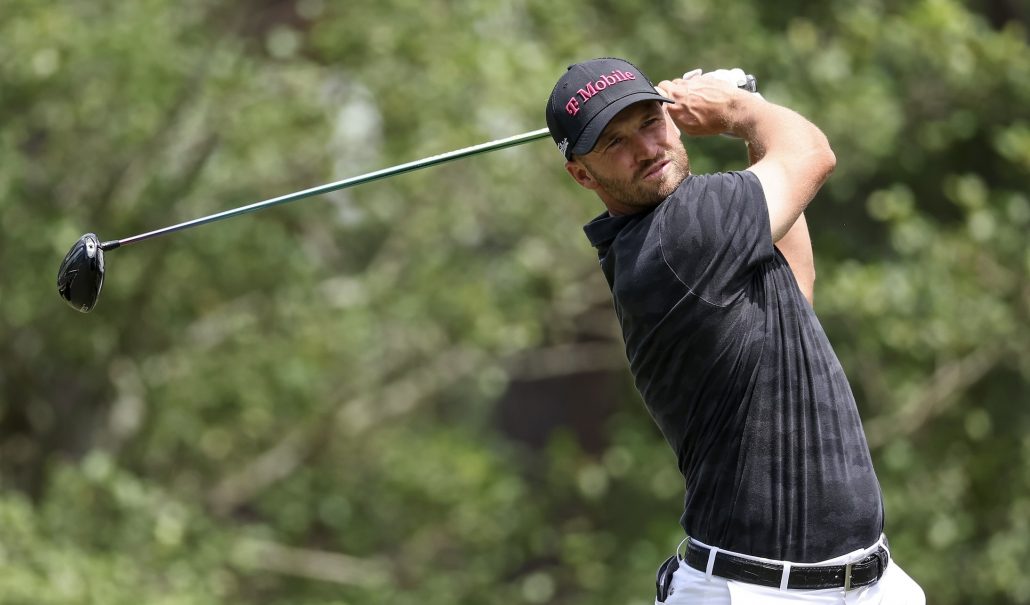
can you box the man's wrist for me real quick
[722,90,763,138]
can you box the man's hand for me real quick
[656,71,760,137]
[659,68,836,243]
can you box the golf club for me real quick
[57,128,550,312]
[57,74,757,313]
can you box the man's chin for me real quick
[623,187,671,208]
[657,163,688,196]
[592,160,688,208]
[644,175,683,202]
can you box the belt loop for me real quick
[705,546,720,580]
[779,562,792,590]
[843,562,853,592]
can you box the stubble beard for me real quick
[585,145,690,210]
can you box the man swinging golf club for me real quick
[546,58,925,603]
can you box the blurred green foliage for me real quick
[1,0,1027,602]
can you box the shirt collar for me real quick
[583,210,639,249]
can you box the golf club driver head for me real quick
[57,233,105,313]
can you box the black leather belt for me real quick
[683,540,890,591]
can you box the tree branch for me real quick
[207,347,486,514]
[865,345,1006,448]
[231,538,390,587]
[207,269,616,513]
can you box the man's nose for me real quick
[630,132,661,160]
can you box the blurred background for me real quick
[1,0,1028,603]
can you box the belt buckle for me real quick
[843,562,853,591]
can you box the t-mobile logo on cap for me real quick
[565,69,637,116]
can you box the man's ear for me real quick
[565,159,601,191]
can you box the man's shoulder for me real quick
[661,171,767,224]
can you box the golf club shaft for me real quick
[100,128,552,251]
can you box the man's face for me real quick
[570,101,689,213]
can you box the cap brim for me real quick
[569,91,673,157]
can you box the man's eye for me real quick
[606,137,623,150]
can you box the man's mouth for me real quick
[640,159,670,181]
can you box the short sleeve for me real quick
[658,171,774,305]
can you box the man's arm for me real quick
[773,214,815,305]
[747,141,816,305]
[657,74,836,241]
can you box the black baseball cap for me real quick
[546,58,672,160]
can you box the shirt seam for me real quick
[657,199,732,310]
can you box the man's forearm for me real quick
[732,95,835,241]
[728,95,832,169]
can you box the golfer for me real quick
[546,58,925,603]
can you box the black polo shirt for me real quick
[584,170,883,562]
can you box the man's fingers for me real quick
[656,80,675,98]
[657,69,704,97]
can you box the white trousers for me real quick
[656,537,926,605]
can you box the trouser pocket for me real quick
[655,555,679,603]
